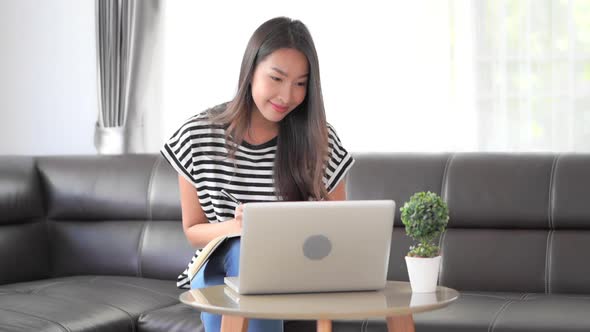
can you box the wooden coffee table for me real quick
[179,281,459,332]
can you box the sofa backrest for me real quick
[347,153,590,294]
[35,155,193,280]
[2,153,589,294]
[0,157,49,285]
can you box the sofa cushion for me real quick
[149,156,183,221]
[138,303,203,332]
[50,220,145,277]
[440,229,548,292]
[139,220,195,281]
[0,276,183,332]
[0,156,44,224]
[0,156,49,285]
[37,155,158,221]
[551,155,590,229]
[386,228,415,282]
[549,231,590,294]
[48,219,194,280]
[0,292,133,332]
[444,154,553,229]
[412,292,524,332]
[0,221,50,285]
[0,308,66,332]
[346,153,449,227]
[492,293,590,332]
[345,153,449,281]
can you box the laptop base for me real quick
[224,276,240,293]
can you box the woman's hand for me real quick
[233,204,244,233]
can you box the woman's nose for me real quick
[278,85,292,104]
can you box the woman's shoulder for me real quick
[325,122,351,156]
[326,122,342,143]
[179,102,229,131]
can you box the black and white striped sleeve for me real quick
[160,117,198,187]
[324,124,355,192]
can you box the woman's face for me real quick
[250,48,309,124]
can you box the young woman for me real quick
[161,16,354,332]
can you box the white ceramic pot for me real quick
[405,255,442,293]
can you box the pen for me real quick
[221,189,241,204]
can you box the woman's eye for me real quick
[270,76,281,82]
[297,82,307,87]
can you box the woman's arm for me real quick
[327,179,347,201]
[178,175,242,248]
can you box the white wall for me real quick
[163,1,469,152]
[0,1,470,155]
[0,0,97,155]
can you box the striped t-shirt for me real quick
[160,106,355,289]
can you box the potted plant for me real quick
[400,191,449,293]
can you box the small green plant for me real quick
[400,191,449,258]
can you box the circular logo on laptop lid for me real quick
[303,235,332,260]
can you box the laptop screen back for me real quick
[236,200,395,294]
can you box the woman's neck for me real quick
[246,108,279,145]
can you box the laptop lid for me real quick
[233,200,395,295]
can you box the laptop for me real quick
[224,200,395,295]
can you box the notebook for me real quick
[224,200,395,295]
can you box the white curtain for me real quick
[453,0,590,152]
[162,1,590,153]
[95,0,164,154]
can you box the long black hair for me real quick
[211,17,329,201]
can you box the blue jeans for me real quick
[191,238,283,332]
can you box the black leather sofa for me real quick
[1,153,590,332]
[0,155,201,332]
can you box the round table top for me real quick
[179,281,459,320]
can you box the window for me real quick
[460,0,590,151]
[162,1,590,152]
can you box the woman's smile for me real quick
[269,101,289,113]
